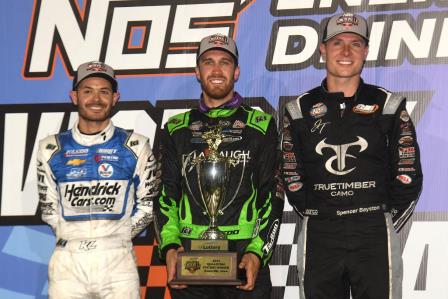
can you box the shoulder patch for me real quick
[286,93,308,120]
[382,92,405,115]
[166,111,190,134]
[246,109,272,135]
[125,131,149,158]
[39,134,60,162]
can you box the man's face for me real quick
[195,49,240,103]
[70,77,119,123]
[320,33,369,80]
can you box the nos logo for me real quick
[0,98,275,225]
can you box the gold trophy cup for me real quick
[171,127,244,285]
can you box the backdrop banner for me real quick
[0,1,446,298]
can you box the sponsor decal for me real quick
[181,227,192,235]
[399,136,413,146]
[233,120,245,129]
[305,209,318,216]
[399,147,416,158]
[66,168,87,179]
[65,149,89,157]
[98,163,114,178]
[315,136,368,175]
[314,181,376,197]
[256,115,267,122]
[282,116,290,128]
[97,149,117,154]
[130,140,139,147]
[400,122,413,135]
[353,104,379,114]
[398,158,415,165]
[288,182,303,192]
[400,110,410,122]
[285,175,301,183]
[262,219,280,255]
[189,121,203,131]
[283,152,296,162]
[309,102,327,118]
[66,159,86,166]
[284,171,298,176]
[46,144,56,150]
[283,162,297,170]
[396,174,412,184]
[282,141,293,151]
[63,181,121,207]
[398,167,416,172]
[94,155,119,163]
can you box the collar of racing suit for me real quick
[320,78,364,101]
[198,91,244,114]
[72,120,115,146]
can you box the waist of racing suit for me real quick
[303,202,390,217]
[178,221,257,240]
[55,235,133,252]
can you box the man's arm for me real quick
[154,127,183,261]
[387,97,423,232]
[37,136,60,234]
[130,136,160,238]
[244,116,284,266]
[281,100,308,217]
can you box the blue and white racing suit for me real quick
[37,121,160,299]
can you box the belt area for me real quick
[303,203,389,217]
[55,236,132,252]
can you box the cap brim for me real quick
[73,73,117,91]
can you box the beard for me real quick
[200,75,235,101]
[77,102,113,123]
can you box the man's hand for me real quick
[166,247,187,289]
[237,252,261,291]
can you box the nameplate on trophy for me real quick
[172,251,240,285]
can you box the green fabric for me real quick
[205,107,238,118]
[158,187,182,250]
[245,108,272,135]
[245,192,273,266]
[166,111,190,135]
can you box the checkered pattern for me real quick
[133,203,301,299]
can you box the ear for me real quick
[112,91,120,106]
[363,45,369,60]
[319,43,326,61]
[195,66,201,81]
[70,90,78,106]
[234,66,240,81]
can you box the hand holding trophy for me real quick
[170,126,244,285]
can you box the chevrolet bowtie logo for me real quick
[66,159,86,166]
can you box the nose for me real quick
[342,44,351,56]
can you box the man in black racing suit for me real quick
[154,33,284,299]
[281,13,423,299]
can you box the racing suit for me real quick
[281,80,423,299]
[37,121,159,299]
[155,93,284,299]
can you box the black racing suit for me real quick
[281,80,422,299]
[155,98,284,299]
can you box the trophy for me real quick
[170,126,245,285]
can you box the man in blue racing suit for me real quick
[37,61,160,299]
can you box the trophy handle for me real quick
[219,154,246,213]
[182,153,206,215]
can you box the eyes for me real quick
[200,58,234,67]
[329,39,366,50]
[79,88,113,96]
